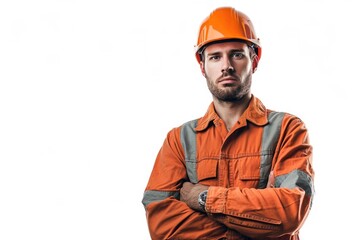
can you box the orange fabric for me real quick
[144,96,314,240]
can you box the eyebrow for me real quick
[206,49,246,56]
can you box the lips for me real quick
[218,77,237,84]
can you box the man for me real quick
[142,6,314,240]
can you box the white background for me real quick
[0,0,359,239]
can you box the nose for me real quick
[221,57,234,73]
[222,66,234,73]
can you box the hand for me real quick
[180,182,209,212]
[266,171,275,188]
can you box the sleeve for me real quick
[141,128,228,240]
[205,115,315,239]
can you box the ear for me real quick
[252,55,259,73]
[200,61,206,77]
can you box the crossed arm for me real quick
[180,171,275,213]
[143,119,314,239]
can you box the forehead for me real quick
[204,41,249,55]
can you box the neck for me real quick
[213,94,252,131]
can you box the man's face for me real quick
[200,41,255,102]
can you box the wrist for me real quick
[198,190,208,212]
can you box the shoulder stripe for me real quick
[180,119,198,183]
[258,111,285,188]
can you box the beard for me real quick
[206,74,251,102]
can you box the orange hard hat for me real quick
[195,7,262,63]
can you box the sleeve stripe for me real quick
[142,190,180,208]
[275,169,315,197]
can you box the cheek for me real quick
[204,63,220,76]
[204,68,218,82]
[237,62,252,75]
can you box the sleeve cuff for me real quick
[206,186,228,214]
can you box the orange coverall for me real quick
[142,96,315,240]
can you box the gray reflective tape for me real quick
[258,112,285,189]
[142,190,180,208]
[275,169,314,197]
[180,120,198,183]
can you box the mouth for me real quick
[218,77,237,85]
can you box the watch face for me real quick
[199,190,208,206]
[201,191,207,202]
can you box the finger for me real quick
[266,171,275,188]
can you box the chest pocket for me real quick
[197,159,218,185]
[180,112,284,188]
[233,153,273,189]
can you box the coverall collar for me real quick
[195,95,269,132]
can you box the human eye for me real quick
[208,55,220,61]
[231,52,244,59]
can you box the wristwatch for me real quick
[198,190,208,211]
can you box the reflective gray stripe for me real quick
[180,120,198,183]
[142,190,180,208]
[258,112,285,188]
[275,169,314,197]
